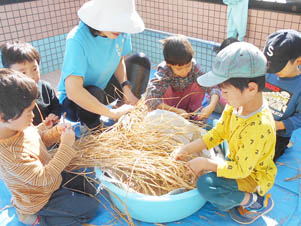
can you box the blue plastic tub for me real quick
[99,172,206,223]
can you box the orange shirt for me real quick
[0,124,76,214]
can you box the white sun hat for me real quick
[77,0,145,34]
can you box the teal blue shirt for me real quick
[58,21,132,103]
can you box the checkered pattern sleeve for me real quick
[145,65,172,110]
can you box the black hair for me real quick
[289,57,299,64]
[87,25,99,37]
[219,75,266,92]
[0,41,40,68]
[0,68,38,121]
[214,37,240,54]
[161,35,194,66]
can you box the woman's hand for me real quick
[123,86,139,105]
[110,104,134,120]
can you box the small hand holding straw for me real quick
[60,113,75,148]
[58,112,74,135]
[44,113,60,128]
[171,146,206,183]
[186,157,206,177]
[180,105,203,119]
[43,113,74,145]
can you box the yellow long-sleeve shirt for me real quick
[0,124,76,214]
[203,104,277,196]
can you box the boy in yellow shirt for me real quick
[172,42,277,224]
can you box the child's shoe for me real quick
[229,194,274,224]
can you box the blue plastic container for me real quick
[99,173,206,223]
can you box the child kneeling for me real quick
[145,35,221,120]
[172,42,277,224]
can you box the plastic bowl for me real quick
[99,173,206,223]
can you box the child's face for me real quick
[169,62,192,78]
[10,60,40,83]
[3,101,35,132]
[220,84,252,109]
[276,58,300,78]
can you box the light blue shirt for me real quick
[58,21,132,103]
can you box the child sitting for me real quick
[1,41,61,126]
[263,29,301,162]
[0,69,98,225]
[172,42,277,224]
[145,35,220,120]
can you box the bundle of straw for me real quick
[69,103,207,196]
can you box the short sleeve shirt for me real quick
[58,21,132,103]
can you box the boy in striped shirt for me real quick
[0,69,98,225]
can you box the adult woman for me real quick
[58,0,151,128]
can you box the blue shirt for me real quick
[264,73,301,137]
[58,21,132,103]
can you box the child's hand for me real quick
[197,105,214,120]
[187,157,207,176]
[174,108,190,119]
[187,157,217,176]
[44,114,59,128]
[275,120,285,131]
[171,147,188,161]
[176,108,187,114]
[60,123,75,147]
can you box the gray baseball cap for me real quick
[197,42,267,87]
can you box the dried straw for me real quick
[69,102,206,196]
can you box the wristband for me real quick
[121,80,131,88]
